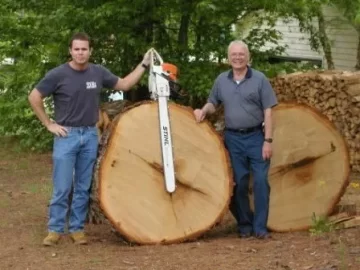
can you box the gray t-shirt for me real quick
[207,68,278,129]
[36,63,118,127]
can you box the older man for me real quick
[194,40,277,239]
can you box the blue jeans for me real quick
[48,126,98,233]
[224,129,270,236]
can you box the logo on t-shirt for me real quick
[86,81,97,89]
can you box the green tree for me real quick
[0,0,319,151]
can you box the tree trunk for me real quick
[355,31,360,70]
[194,16,205,59]
[178,13,191,49]
[317,10,335,69]
[89,101,232,245]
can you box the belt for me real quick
[225,124,263,134]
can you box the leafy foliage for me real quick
[0,0,320,151]
[329,0,360,29]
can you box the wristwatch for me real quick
[264,138,273,143]
[141,63,149,69]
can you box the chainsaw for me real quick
[148,49,179,194]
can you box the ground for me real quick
[1,137,360,270]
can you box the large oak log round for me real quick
[264,103,350,232]
[94,101,232,244]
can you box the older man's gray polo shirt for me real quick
[207,68,278,129]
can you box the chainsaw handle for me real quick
[150,48,163,69]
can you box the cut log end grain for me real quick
[264,103,350,232]
[96,101,232,245]
[270,70,360,173]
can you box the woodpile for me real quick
[270,70,360,173]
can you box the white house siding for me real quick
[260,6,359,71]
[322,6,358,71]
[265,18,323,61]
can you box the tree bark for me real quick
[317,10,335,69]
[355,32,360,70]
[178,13,191,49]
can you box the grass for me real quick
[89,258,106,264]
[338,237,349,270]
[309,212,336,236]
[0,196,11,209]
[22,182,52,195]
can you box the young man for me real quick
[28,32,151,246]
[193,40,277,239]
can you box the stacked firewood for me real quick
[270,70,360,172]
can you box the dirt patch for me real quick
[0,137,360,270]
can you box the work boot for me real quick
[43,232,61,246]
[70,231,88,245]
[255,232,272,240]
